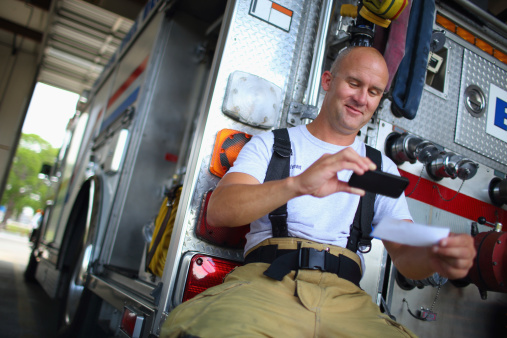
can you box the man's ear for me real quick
[321,71,333,91]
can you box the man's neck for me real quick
[305,120,358,146]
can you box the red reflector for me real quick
[195,190,250,249]
[120,307,143,337]
[182,254,242,302]
[165,152,178,162]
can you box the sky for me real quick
[22,83,80,148]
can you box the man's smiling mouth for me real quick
[345,105,363,115]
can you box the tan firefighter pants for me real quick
[161,238,417,338]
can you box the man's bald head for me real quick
[330,47,388,91]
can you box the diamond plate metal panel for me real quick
[455,48,507,166]
[288,1,322,104]
[179,0,315,260]
[378,38,463,160]
[378,33,507,174]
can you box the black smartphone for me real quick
[348,170,410,198]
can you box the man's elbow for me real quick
[206,192,227,227]
[206,206,218,229]
[206,207,223,228]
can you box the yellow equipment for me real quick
[361,0,408,27]
[147,186,182,277]
[341,0,409,28]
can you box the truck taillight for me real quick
[182,254,242,302]
[120,306,144,338]
[195,190,250,249]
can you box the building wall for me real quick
[0,45,38,200]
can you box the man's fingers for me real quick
[311,178,366,197]
[339,182,366,196]
[295,147,377,197]
[434,234,475,257]
[430,257,470,279]
[433,245,476,260]
[350,187,366,196]
[430,233,476,279]
[434,252,474,270]
[318,148,375,173]
[328,147,377,173]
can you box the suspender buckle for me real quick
[273,144,291,158]
[357,239,373,253]
[298,248,326,271]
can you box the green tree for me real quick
[1,134,58,225]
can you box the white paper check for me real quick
[371,218,450,246]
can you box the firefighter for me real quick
[162,46,476,337]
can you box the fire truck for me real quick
[26,0,507,336]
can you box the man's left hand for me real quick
[428,233,476,279]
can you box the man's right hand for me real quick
[293,147,376,198]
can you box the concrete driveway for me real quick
[0,231,59,338]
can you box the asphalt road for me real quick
[0,230,59,338]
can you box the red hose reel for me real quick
[467,229,507,295]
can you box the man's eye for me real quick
[349,82,358,87]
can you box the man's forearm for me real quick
[384,241,435,280]
[207,176,299,227]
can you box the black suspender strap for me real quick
[265,129,292,237]
[346,145,382,253]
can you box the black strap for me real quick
[265,129,292,237]
[346,146,382,253]
[244,245,361,286]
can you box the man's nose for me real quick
[353,88,368,105]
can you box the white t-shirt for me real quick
[227,125,413,255]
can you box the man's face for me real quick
[321,49,388,136]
